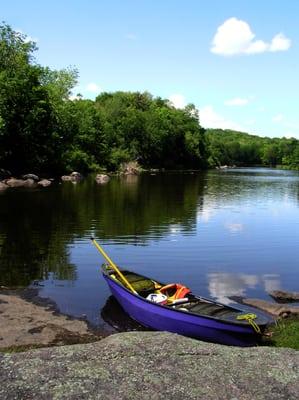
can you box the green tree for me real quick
[0,23,78,174]
[0,24,49,172]
[261,144,279,166]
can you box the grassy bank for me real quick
[264,318,299,350]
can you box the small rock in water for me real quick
[241,298,299,317]
[23,179,37,187]
[37,179,51,187]
[269,290,299,303]
[0,182,8,191]
[61,175,72,181]
[70,171,83,181]
[95,174,110,184]
[61,172,83,182]
[22,174,39,182]
[6,178,27,187]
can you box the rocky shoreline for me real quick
[1,285,299,352]
[0,287,298,399]
[0,165,142,191]
[0,287,104,352]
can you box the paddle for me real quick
[90,237,138,294]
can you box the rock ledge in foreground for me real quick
[0,331,298,400]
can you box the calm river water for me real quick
[0,168,298,332]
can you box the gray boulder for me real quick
[70,171,83,181]
[5,178,37,188]
[95,174,110,184]
[61,175,72,181]
[23,178,37,187]
[6,178,28,187]
[22,174,39,182]
[37,179,51,187]
[0,332,298,400]
[0,182,8,191]
[61,172,83,182]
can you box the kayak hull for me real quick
[103,273,267,346]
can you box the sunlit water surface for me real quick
[0,168,298,332]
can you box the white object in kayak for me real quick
[146,293,168,304]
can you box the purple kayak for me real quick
[102,265,271,346]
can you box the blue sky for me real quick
[2,0,299,138]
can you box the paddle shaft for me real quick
[91,238,138,294]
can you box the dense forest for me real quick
[206,129,299,169]
[0,24,298,175]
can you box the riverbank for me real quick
[0,288,104,352]
[1,285,299,352]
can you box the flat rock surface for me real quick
[0,290,101,350]
[241,298,299,317]
[0,331,298,400]
[269,290,299,303]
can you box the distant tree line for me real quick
[0,24,298,175]
[206,129,299,169]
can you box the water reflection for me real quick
[262,274,281,293]
[224,223,244,234]
[101,296,148,333]
[0,173,205,286]
[208,273,281,304]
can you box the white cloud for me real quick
[86,83,102,93]
[200,105,243,131]
[269,33,291,52]
[211,17,291,56]
[225,223,244,233]
[245,39,268,54]
[272,113,284,123]
[211,18,254,55]
[225,97,249,106]
[262,274,281,292]
[168,94,186,109]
